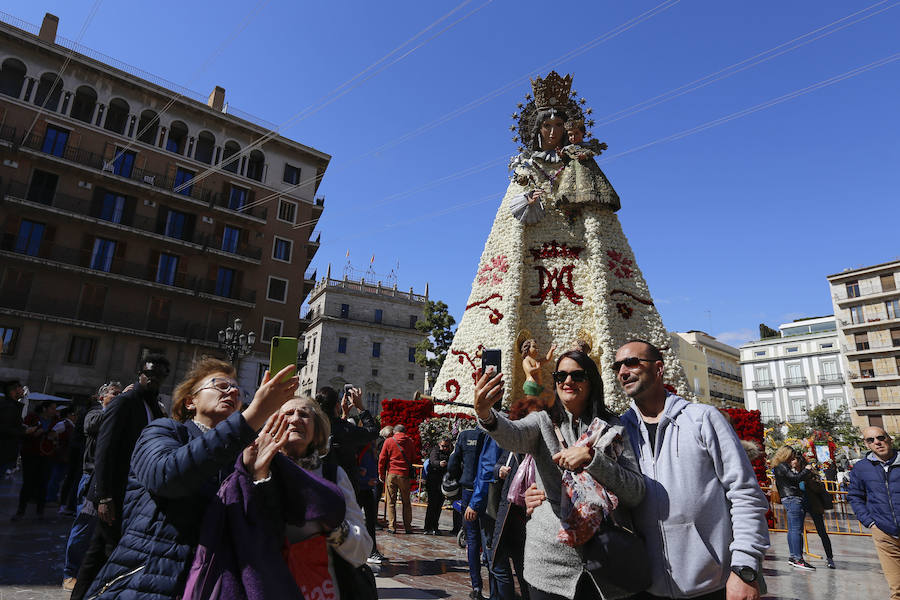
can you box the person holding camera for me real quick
[314,386,378,495]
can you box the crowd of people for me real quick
[2,338,899,599]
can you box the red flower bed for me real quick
[379,399,476,461]
[723,408,772,526]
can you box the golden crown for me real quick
[531,71,573,108]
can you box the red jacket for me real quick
[378,432,416,479]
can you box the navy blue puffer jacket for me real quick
[848,452,900,537]
[85,412,257,599]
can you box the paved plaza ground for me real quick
[0,472,889,599]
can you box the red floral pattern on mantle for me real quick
[530,265,583,306]
[451,346,485,382]
[477,255,509,286]
[466,293,504,324]
[606,250,634,279]
[445,379,461,402]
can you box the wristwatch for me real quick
[731,565,757,584]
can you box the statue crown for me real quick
[531,71,573,108]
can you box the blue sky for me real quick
[8,0,900,346]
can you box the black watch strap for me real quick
[731,565,757,583]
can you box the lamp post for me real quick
[217,317,256,364]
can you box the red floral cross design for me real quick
[529,265,584,306]
[606,250,634,279]
[477,255,509,286]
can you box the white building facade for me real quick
[740,316,848,423]
[298,271,428,414]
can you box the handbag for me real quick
[507,454,535,507]
[332,552,378,600]
[582,516,651,594]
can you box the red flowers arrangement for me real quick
[723,408,772,526]
[379,399,475,461]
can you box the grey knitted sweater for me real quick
[481,408,645,599]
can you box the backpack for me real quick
[321,458,378,600]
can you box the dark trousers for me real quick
[16,454,50,515]
[802,498,834,559]
[632,589,725,600]
[357,488,377,553]
[529,573,602,600]
[491,506,528,600]
[461,488,484,592]
[424,477,445,531]
[71,516,120,600]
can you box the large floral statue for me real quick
[433,71,691,413]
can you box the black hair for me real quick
[1,380,21,396]
[623,339,664,363]
[315,386,339,420]
[141,354,171,372]
[529,107,570,151]
[551,350,611,424]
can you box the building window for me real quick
[215,267,235,297]
[283,164,301,185]
[860,360,875,378]
[882,274,897,292]
[819,343,833,349]
[77,283,107,322]
[887,299,900,320]
[0,326,19,355]
[864,386,879,406]
[146,296,171,333]
[366,392,379,412]
[164,209,187,239]
[850,305,864,324]
[267,276,288,303]
[855,333,870,351]
[374,309,383,324]
[100,193,125,223]
[246,150,265,182]
[221,226,240,253]
[67,336,96,365]
[409,347,416,363]
[41,125,69,157]
[90,238,116,272]
[156,253,178,285]
[892,328,900,348]
[229,185,248,210]
[273,237,293,262]
[277,199,297,224]
[846,281,860,298]
[337,364,344,373]
[754,350,766,357]
[372,342,381,358]
[112,148,136,178]
[340,304,349,319]
[754,366,770,384]
[786,347,798,353]
[27,169,59,204]
[338,337,347,353]
[408,373,415,381]
[261,318,283,342]
[174,167,194,197]
[372,369,378,377]
[166,121,188,154]
[15,219,45,256]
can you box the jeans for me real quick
[63,474,96,578]
[490,505,528,600]
[461,488,484,592]
[783,496,806,559]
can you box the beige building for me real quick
[672,330,743,406]
[827,259,900,431]
[669,332,710,402]
[299,269,428,414]
[0,13,328,403]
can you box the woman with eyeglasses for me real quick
[474,350,644,600]
[770,445,818,571]
[83,357,344,599]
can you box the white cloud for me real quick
[714,328,756,346]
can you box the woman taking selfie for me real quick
[771,445,817,571]
[84,358,342,599]
[474,350,644,600]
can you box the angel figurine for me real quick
[520,339,556,397]
[558,119,620,212]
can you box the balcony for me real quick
[784,377,808,388]
[708,367,743,383]
[786,413,808,422]
[817,374,845,384]
[753,380,775,390]
[834,285,900,306]
[844,342,900,358]
[196,279,256,305]
[15,132,268,221]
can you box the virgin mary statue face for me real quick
[540,116,566,151]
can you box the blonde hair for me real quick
[172,358,235,423]
[380,425,394,438]
[282,396,331,458]
[770,445,795,469]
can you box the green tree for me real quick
[759,323,780,339]
[414,300,456,390]
[793,403,859,446]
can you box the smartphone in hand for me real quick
[268,337,299,381]
[481,348,502,411]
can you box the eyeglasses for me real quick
[552,370,588,384]
[193,378,241,396]
[611,357,655,372]
[865,435,889,443]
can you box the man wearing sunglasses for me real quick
[615,340,768,600]
[72,356,169,600]
[848,427,900,598]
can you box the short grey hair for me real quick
[97,381,123,397]
[393,424,406,434]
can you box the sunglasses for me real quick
[865,435,889,443]
[552,370,588,384]
[194,377,242,396]
[611,357,655,372]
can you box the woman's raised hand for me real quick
[243,412,290,480]
[243,364,299,430]
[473,369,503,421]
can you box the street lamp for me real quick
[218,317,256,364]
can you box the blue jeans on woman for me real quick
[63,473,96,578]
[783,496,806,559]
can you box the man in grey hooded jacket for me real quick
[616,340,769,600]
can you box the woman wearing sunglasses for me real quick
[83,357,345,600]
[474,350,644,600]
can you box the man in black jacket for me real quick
[314,386,377,494]
[0,380,25,479]
[71,357,169,600]
[448,426,487,600]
